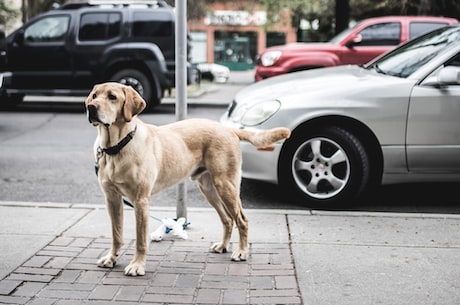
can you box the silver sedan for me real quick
[221,24,460,208]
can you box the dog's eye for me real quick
[108,94,117,100]
[92,93,96,99]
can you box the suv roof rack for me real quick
[58,0,169,10]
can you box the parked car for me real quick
[0,0,195,109]
[255,16,458,81]
[221,23,460,208]
[197,63,230,83]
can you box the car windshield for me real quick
[365,25,460,78]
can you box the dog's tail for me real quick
[234,127,291,151]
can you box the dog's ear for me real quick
[122,85,147,121]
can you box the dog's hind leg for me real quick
[196,173,234,255]
[215,181,249,262]
[98,192,124,269]
[231,206,249,261]
[197,173,249,261]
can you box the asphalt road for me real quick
[1,75,460,214]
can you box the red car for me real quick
[255,16,458,81]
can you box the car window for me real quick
[132,11,173,37]
[24,15,69,42]
[356,22,401,46]
[445,52,460,67]
[78,12,121,41]
[367,26,460,78]
[131,11,175,59]
[410,22,449,40]
[329,26,354,43]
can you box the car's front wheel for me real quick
[110,69,157,111]
[279,126,370,208]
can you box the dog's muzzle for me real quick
[87,104,105,126]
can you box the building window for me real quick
[266,32,286,47]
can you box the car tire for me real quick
[110,69,157,111]
[279,125,370,208]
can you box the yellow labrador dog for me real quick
[85,82,290,276]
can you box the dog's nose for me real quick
[87,104,99,123]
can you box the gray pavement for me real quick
[162,69,255,106]
[1,200,460,304]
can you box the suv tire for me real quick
[110,69,157,111]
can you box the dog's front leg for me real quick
[124,199,149,276]
[98,193,124,269]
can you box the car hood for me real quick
[235,65,415,105]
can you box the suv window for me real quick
[131,11,175,59]
[132,11,173,37]
[24,15,69,42]
[357,22,401,46]
[410,22,450,39]
[79,12,121,41]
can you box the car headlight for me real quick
[260,50,282,67]
[232,100,281,126]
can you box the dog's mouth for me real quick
[87,104,109,127]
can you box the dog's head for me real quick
[85,82,146,127]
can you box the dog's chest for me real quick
[98,157,135,183]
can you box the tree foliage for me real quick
[163,0,208,21]
[23,0,66,21]
[0,0,19,27]
[352,0,460,18]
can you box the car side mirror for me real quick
[345,34,362,48]
[423,66,460,87]
[13,30,25,46]
[438,66,460,85]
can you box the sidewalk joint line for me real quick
[285,213,305,305]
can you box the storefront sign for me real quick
[204,10,266,26]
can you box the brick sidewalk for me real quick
[0,237,302,304]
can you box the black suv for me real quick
[0,0,190,109]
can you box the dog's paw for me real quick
[124,261,146,276]
[97,254,117,268]
[231,249,248,262]
[209,242,227,254]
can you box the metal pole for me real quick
[175,0,187,220]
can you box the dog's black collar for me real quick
[99,125,137,156]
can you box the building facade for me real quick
[188,2,297,70]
